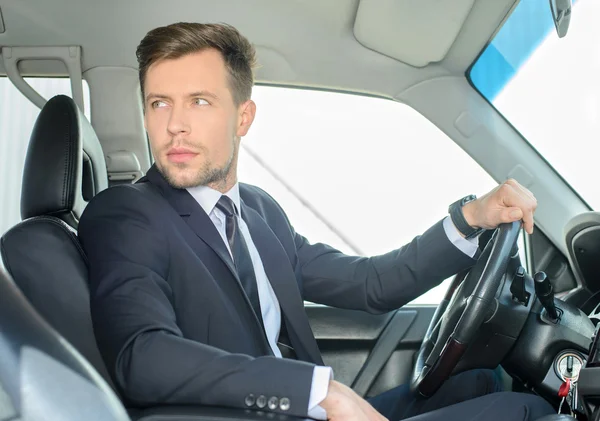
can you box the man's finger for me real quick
[502,183,529,208]
[512,181,537,204]
[506,179,538,212]
[503,182,536,214]
[508,184,536,234]
[523,209,535,234]
[503,207,523,223]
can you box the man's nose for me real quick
[166,103,191,135]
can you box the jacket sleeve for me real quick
[295,219,476,313]
[245,184,477,315]
[78,185,315,417]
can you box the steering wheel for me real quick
[410,221,521,397]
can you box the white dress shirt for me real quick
[187,183,479,420]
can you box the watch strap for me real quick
[448,195,484,239]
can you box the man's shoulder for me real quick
[238,183,295,232]
[239,183,281,211]
[239,182,270,200]
[81,181,163,223]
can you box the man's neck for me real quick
[207,170,237,193]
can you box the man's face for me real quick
[143,49,255,189]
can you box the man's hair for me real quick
[136,22,257,106]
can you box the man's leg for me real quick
[404,392,555,421]
[368,369,502,420]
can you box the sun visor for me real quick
[353,0,476,67]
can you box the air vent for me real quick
[0,7,5,33]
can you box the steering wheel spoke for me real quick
[410,221,522,397]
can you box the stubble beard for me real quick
[159,141,237,190]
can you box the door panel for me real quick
[306,304,436,398]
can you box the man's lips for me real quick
[167,148,198,163]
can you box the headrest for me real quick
[20,95,108,227]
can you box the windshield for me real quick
[469,0,600,209]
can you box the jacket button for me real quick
[279,397,290,411]
[256,395,267,408]
[244,394,256,407]
[268,396,279,410]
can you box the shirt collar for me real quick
[186,182,241,216]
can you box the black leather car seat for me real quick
[0,94,115,390]
[0,267,130,421]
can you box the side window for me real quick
[238,86,507,305]
[0,78,91,237]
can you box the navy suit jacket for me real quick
[78,165,475,418]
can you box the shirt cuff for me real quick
[443,215,479,258]
[307,366,334,420]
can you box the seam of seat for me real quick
[2,216,89,266]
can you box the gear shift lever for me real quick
[534,271,559,321]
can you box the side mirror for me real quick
[549,0,572,38]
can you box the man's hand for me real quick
[320,380,388,421]
[462,178,538,235]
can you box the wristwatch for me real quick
[448,195,485,239]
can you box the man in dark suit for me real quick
[78,22,554,421]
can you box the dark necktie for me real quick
[215,196,264,331]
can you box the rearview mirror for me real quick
[549,0,572,38]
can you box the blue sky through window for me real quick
[469,0,577,100]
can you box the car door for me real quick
[307,301,437,398]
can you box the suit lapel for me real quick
[241,201,324,365]
[145,166,237,278]
[144,167,272,354]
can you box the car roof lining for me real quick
[0,0,517,98]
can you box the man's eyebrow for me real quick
[145,93,170,103]
[187,91,219,100]
[145,91,219,102]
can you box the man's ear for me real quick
[237,99,256,137]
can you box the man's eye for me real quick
[194,98,209,106]
[151,100,167,109]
